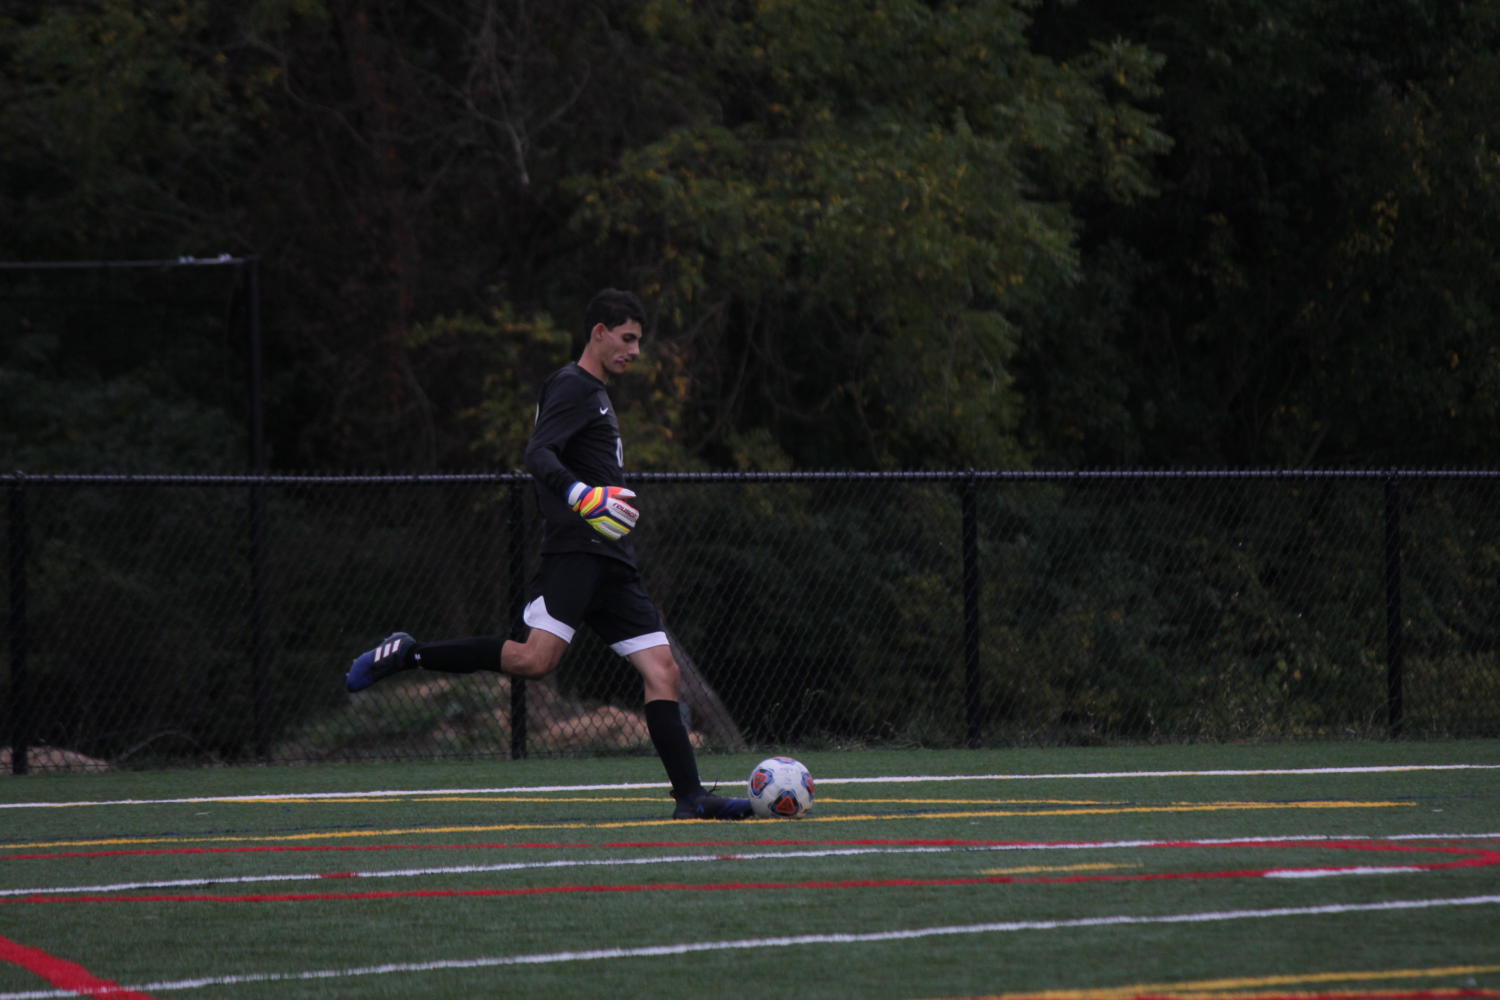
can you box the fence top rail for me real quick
[0,255,249,271]
[4,469,1500,488]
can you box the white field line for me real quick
[1264,865,1424,878]
[1,893,1497,999]
[3,763,1497,810]
[7,834,1496,900]
[0,844,967,897]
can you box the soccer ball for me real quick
[747,756,814,819]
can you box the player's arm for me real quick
[524,382,638,540]
[523,406,585,497]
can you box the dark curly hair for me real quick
[584,288,647,342]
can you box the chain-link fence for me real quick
[5,470,1499,773]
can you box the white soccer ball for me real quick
[747,756,814,819]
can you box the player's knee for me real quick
[504,638,563,679]
[634,651,680,700]
[655,656,681,691]
[508,655,552,680]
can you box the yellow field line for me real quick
[0,799,1410,852]
[973,963,1500,999]
[813,800,1410,824]
[978,863,1134,876]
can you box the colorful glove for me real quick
[566,482,639,541]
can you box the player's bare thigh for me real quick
[627,643,681,703]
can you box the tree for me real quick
[0,0,277,258]
[1021,0,1500,467]
[569,0,1169,469]
[1,1,681,470]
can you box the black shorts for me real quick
[521,552,667,656]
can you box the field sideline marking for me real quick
[2,763,1496,811]
[986,963,1500,999]
[0,894,1496,998]
[8,837,1495,900]
[0,935,158,1000]
[6,831,1498,863]
[0,801,1417,852]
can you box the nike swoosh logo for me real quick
[599,407,609,414]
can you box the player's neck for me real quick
[575,353,607,382]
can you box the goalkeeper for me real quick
[346,288,751,821]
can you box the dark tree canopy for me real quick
[4,0,1499,472]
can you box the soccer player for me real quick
[346,288,751,821]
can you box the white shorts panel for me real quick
[523,596,576,643]
[611,630,669,658]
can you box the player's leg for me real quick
[625,640,682,703]
[345,554,602,692]
[626,645,750,820]
[347,624,568,693]
[596,568,752,820]
[407,624,571,680]
[499,598,572,679]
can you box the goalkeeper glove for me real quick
[566,482,639,541]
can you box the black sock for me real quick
[411,637,504,674]
[644,699,702,800]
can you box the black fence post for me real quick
[8,474,29,775]
[246,259,274,760]
[249,476,271,760]
[245,257,265,476]
[1384,472,1406,738]
[962,472,983,747]
[508,480,528,760]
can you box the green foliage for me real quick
[573,0,1168,469]
[6,479,528,766]
[0,0,282,256]
[409,298,575,469]
[4,0,1499,472]
[978,479,1396,742]
[8,474,1499,766]
[1398,481,1500,735]
[410,295,703,472]
[14,484,250,762]
[647,480,971,745]
[1023,0,1500,466]
[8,0,1500,763]
[1,265,248,472]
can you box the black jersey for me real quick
[523,362,636,566]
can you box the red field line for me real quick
[4,874,1259,906]
[0,838,1128,861]
[1051,993,1500,1000]
[10,836,1495,863]
[1019,993,1500,999]
[10,848,1500,906]
[0,934,159,1000]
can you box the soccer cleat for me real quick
[345,632,417,692]
[672,789,755,821]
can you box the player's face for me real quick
[596,320,643,376]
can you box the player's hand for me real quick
[566,482,639,541]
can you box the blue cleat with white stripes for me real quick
[345,632,417,692]
[672,789,754,820]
